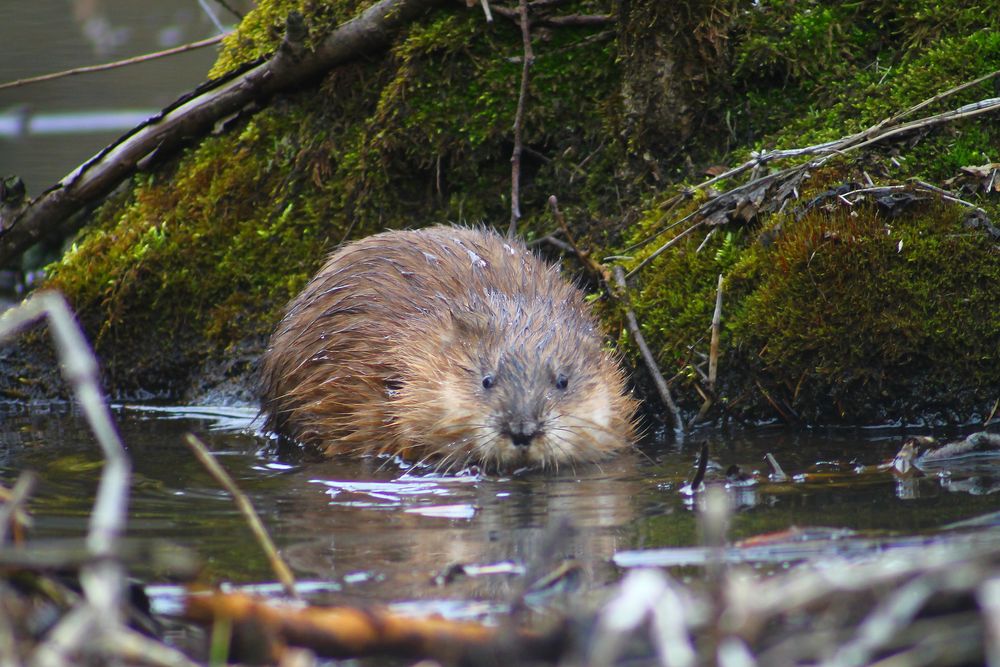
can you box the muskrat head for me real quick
[389,294,635,472]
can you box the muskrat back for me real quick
[259,225,637,471]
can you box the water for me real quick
[1,403,998,620]
[0,1,249,195]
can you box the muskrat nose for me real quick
[507,420,541,448]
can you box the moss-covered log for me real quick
[3,0,999,427]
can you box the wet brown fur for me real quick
[259,226,638,471]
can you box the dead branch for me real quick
[690,274,724,427]
[625,71,1000,278]
[0,35,226,92]
[507,0,534,240]
[547,195,605,281]
[0,0,446,268]
[488,3,612,27]
[611,266,684,435]
[184,433,299,599]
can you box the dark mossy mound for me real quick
[622,181,1000,425]
[15,0,1000,424]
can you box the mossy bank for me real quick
[6,0,999,426]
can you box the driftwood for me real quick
[0,0,446,268]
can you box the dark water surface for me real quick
[1,405,998,621]
[0,1,249,195]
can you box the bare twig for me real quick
[487,3,612,27]
[108,628,202,667]
[196,0,227,34]
[508,0,534,240]
[0,35,226,92]
[708,274,723,390]
[690,275,725,427]
[212,0,245,21]
[479,0,494,22]
[184,433,299,599]
[547,195,605,280]
[0,291,131,664]
[611,266,684,435]
[624,72,1000,275]
[625,219,705,280]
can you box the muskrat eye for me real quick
[482,374,495,389]
[554,373,569,390]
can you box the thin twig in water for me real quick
[479,0,493,22]
[611,266,684,436]
[0,36,226,92]
[508,0,534,240]
[184,433,299,599]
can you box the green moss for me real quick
[209,0,370,76]
[35,0,1000,422]
[620,175,1000,424]
[731,3,1000,157]
[44,0,622,393]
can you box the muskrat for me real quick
[259,225,637,471]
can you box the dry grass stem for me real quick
[184,433,299,599]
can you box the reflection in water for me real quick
[0,109,159,138]
[0,404,998,617]
[0,1,251,192]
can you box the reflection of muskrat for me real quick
[259,226,637,471]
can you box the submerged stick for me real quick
[183,433,298,599]
[186,591,564,662]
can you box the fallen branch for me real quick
[0,0,446,268]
